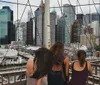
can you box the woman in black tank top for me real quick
[48,42,69,85]
[68,50,92,85]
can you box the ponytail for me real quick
[77,50,86,67]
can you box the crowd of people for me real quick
[26,42,92,85]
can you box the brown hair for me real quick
[77,50,86,67]
[49,42,64,63]
[33,47,55,79]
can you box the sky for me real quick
[0,0,100,22]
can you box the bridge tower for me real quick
[44,0,51,48]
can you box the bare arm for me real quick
[87,61,93,74]
[26,58,34,76]
[64,57,70,76]
[37,78,42,85]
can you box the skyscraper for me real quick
[83,14,92,25]
[71,20,81,43]
[77,14,84,24]
[27,10,33,21]
[50,10,57,45]
[35,1,44,46]
[26,18,33,45]
[0,6,15,44]
[63,4,75,46]
[56,16,65,43]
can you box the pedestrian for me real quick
[68,50,92,85]
[48,42,70,85]
[26,47,55,85]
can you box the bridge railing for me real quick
[87,63,100,85]
[69,62,100,85]
[0,70,26,85]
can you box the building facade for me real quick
[63,4,75,46]
[26,18,33,45]
[27,10,33,21]
[80,34,96,48]
[77,14,84,24]
[35,3,44,46]
[50,10,57,45]
[91,21,100,45]
[71,20,81,43]
[0,6,15,44]
[56,16,65,43]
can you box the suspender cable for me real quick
[1,0,100,8]
[67,0,94,50]
[28,0,43,46]
[57,0,77,55]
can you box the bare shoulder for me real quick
[64,56,69,61]
[87,61,91,66]
[27,58,33,63]
[26,58,34,67]
[64,56,69,63]
[26,58,34,76]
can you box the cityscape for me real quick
[0,0,100,85]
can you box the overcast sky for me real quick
[0,0,100,21]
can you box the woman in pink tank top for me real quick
[26,48,55,85]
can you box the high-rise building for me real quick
[80,34,95,48]
[83,13,100,26]
[63,4,75,46]
[91,21,99,36]
[92,13,100,21]
[14,20,26,43]
[71,20,81,43]
[77,14,84,24]
[0,6,15,44]
[20,22,27,42]
[83,14,92,26]
[27,10,33,21]
[35,2,44,46]
[26,18,33,45]
[50,10,57,45]
[56,16,65,43]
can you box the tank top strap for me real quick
[72,62,75,70]
[85,61,88,70]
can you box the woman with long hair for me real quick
[48,42,69,85]
[68,50,92,85]
[26,47,55,85]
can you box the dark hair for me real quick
[77,50,86,67]
[49,42,64,64]
[33,48,55,79]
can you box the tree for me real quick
[94,45,100,51]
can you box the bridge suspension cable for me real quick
[1,0,100,8]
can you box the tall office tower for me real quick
[27,10,33,21]
[50,10,57,45]
[35,1,44,46]
[77,14,84,24]
[83,14,92,26]
[56,16,65,43]
[71,20,81,43]
[26,18,33,45]
[91,21,99,36]
[0,6,15,44]
[63,4,75,46]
